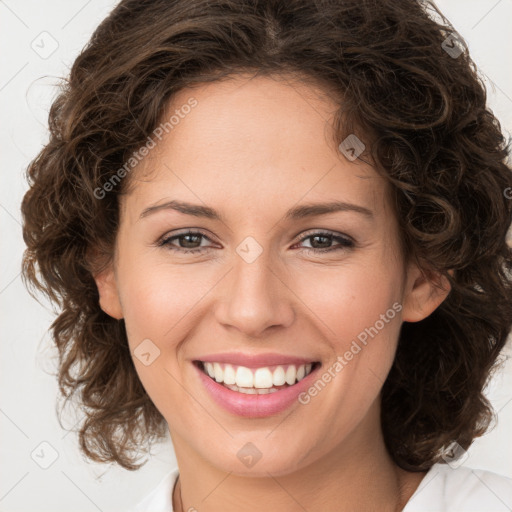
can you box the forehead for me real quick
[121,74,391,223]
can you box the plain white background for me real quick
[1,1,511,511]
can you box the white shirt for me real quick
[131,464,512,511]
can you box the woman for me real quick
[21,0,512,510]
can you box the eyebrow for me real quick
[139,199,374,221]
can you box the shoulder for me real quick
[404,463,512,512]
[131,468,179,512]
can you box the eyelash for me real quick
[157,229,355,255]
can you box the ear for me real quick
[401,263,453,323]
[92,262,124,320]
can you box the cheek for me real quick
[116,262,214,418]
[292,258,404,416]
[292,260,403,348]
[119,258,215,345]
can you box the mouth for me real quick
[193,360,321,395]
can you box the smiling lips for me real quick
[194,354,322,417]
[198,361,316,394]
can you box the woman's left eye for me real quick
[157,230,355,254]
[295,231,355,253]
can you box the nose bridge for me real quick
[214,239,294,337]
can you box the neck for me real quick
[171,406,426,512]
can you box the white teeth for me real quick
[200,362,315,390]
[272,366,286,386]
[205,362,215,379]
[214,362,223,382]
[223,383,280,394]
[285,365,297,385]
[223,364,236,385]
[235,366,254,388]
[254,368,273,388]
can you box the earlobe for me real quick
[401,264,453,323]
[93,265,124,320]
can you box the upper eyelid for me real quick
[296,229,353,242]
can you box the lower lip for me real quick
[194,362,321,418]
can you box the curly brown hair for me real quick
[21,0,512,471]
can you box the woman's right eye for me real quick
[158,230,214,254]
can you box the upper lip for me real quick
[195,352,319,368]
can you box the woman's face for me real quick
[95,74,448,476]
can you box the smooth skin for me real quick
[94,73,451,512]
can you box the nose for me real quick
[214,250,295,339]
